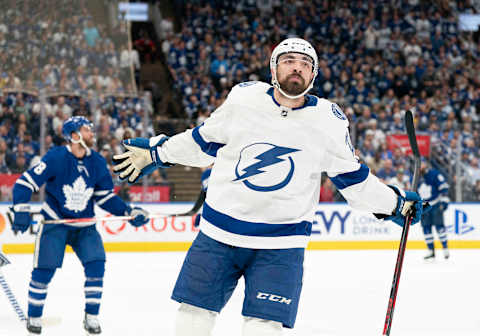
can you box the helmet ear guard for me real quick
[270,37,318,99]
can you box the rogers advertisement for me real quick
[0,203,479,251]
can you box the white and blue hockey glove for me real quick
[126,206,149,227]
[382,185,429,227]
[112,135,173,183]
[11,204,33,234]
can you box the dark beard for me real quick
[278,74,307,95]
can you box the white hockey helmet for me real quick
[270,37,318,99]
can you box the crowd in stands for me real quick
[0,91,156,172]
[0,0,137,95]
[0,0,162,201]
[2,0,480,203]
[161,0,480,201]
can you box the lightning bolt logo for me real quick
[234,143,300,192]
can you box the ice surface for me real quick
[0,249,479,336]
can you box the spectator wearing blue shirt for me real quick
[376,159,397,181]
[83,20,100,47]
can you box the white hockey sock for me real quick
[175,303,217,336]
[242,317,283,336]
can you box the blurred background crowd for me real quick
[1,0,480,202]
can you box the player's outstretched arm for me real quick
[112,135,173,183]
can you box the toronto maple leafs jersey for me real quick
[418,168,449,205]
[157,81,398,249]
[13,146,129,224]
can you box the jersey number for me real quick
[34,162,47,175]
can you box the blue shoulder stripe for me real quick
[192,126,225,157]
[202,202,312,237]
[330,164,370,190]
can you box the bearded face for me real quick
[274,53,314,97]
[277,72,308,96]
[78,125,95,148]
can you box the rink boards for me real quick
[1,202,479,253]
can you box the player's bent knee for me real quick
[175,303,217,336]
[31,268,56,284]
[242,317,283,336]
[83,260,105,278]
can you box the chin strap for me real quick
[271,74,314,100]
[71,132,89,151]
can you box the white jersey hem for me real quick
[200,219,309,249]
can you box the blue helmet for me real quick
[62,116,93,141]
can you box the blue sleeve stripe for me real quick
[192,126,225,157]
[202,202,312,237]
[330,164,370,190]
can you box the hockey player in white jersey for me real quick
[113,38,427,336]
[11,116,149,335]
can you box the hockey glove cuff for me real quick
[113,135,173,183]
[126,206,149,227]
[11,204,33,234]
[380,185,427,227]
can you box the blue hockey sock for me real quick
[83,261,105,315]
[422,226,434,251]
[28,268,55,318]
[435,225,448,249]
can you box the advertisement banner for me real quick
[113,185,170,202]
[386,134,431,157]
[1,203,479,252]
[0,174,21,201]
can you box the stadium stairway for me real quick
[167,165,202,202]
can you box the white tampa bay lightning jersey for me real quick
[158,81,398,248]
[13,146,128,224]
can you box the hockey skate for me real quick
[83,313,101,335]
[424,249,435,261]
[443,248,450,259]
[26,317,42,335]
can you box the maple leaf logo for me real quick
[63,176,94,212]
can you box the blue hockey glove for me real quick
[384,185,427,227]
[112,135,173,183]
[127,207,149,227]
[11,204,33,234]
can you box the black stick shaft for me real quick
[383,110,420,335]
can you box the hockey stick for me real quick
[0,253,62,327]
[382,110,421,336]
[0,253,27,322]
[7,211,201,227]
[178,189,206,216]
[0,270,27,322]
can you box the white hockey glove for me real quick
[112,135,173,183]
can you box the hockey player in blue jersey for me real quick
[418,159,450,260]
[112,38,428,336]
[11,116,149,335]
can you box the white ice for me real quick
[0,249,479,336]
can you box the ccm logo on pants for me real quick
[256,292,292,305]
